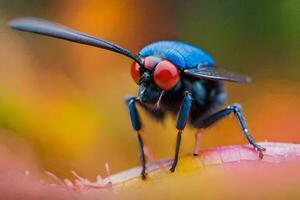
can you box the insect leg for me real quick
[198,103,266,158]
[170,92,192,172]
[126,96,146,179]
[193,130,203,156]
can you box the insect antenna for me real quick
[8,17,144,67]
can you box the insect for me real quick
[8,17,266,179]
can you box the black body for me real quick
[140,76,225,127]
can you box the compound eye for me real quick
[131,61,141,84]
[153,60,179,90]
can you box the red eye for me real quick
[153,60,179,90]
[131,62,141,84]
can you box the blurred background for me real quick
[0,0,299,179]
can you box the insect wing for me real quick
[184,66,251,83]
[8,17,143,65]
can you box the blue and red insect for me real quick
[8,17,266,178]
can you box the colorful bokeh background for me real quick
[0,0,300,184]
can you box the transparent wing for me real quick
[8,17,143,66]
[184,66,251,83]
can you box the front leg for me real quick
[126,96,146,179]
[170,91,193,172]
